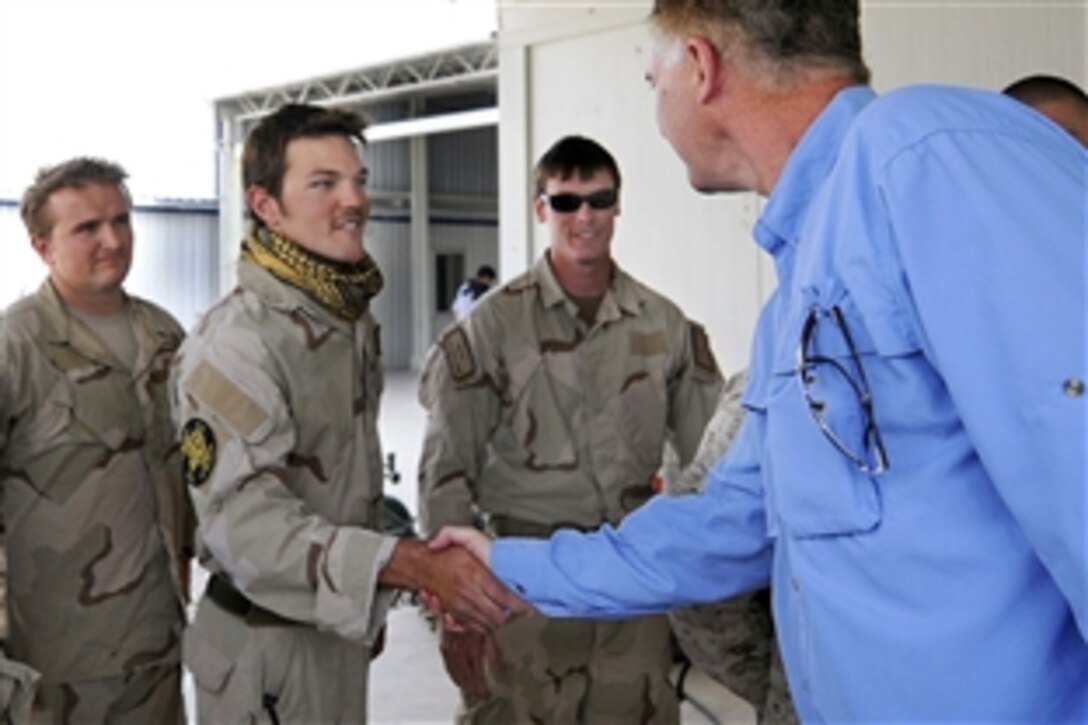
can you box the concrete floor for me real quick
[186,370,756,724]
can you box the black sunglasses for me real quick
[541,188,618,213]
[796,305,889,476]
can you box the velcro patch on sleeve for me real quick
[690,322,719,375]
[180,418,217,487]
[186,360,268,438]
[629,330,667,356]
[440,327,478,384]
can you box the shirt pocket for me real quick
[500,348,578,470]
[613,370,668,473]
[20,380,117,458]
[749,290,921,538]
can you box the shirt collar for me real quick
[754,86,877,256]
[533,252,644,321]
[30,280,178,380]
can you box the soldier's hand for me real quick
[425,546,529,633]
[380,540,528,634]
[439,628,496,703]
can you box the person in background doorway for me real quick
[172,103,522,724]
[0,157,192,722]
[451,264,497,320]
[1003,73,1088,146]
[419,135,722,724]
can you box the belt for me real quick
[487,514,599,539]
[205,573,305,628]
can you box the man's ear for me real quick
[533,195,548,223]
[246,185,281,229]
[687,36,724,104]
[31,234,51,263]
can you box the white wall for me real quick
[497,0,1086,375]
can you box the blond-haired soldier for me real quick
[0,158,192,722]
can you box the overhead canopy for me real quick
[216,41,498,140]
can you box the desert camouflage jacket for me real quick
[419,254,723,535]
[0,281,190,684]
[172,260,394,644]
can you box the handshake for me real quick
[383,526,531,634]
[382,526,530,703]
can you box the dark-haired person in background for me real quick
[1004,73,1088,146]
[451,264,497,320]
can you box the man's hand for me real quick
[440,628,499,703]
[428,525,493,564]
[425,545,528,632]
[379,539,527,633]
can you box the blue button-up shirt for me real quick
[492,85,1087,721]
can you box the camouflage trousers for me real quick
[30,664,183,724]
[460,613,679,725]
[669,589,797,725]
[185,595,371,724]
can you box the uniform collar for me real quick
[33,279,177,376]
[532,252,645,323]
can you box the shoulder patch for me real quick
[629,330,667,357]
[180,418,217,487]
[690,322,719,376]
[441,327,477,383]
[186,360,268,438]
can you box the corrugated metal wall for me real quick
[363,106,499,369]
[0,201,218,331]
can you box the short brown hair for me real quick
[20,157,130,238]
[651,0,870,85]
[532,135,622,197]
[243,104,368,225]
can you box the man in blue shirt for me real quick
[432,0,1087,720]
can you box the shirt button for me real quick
[791,577,800,592]
[1063,378,1085,397]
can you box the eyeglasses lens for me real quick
[546,189,617,213]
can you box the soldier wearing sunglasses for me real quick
[431,1,1086,721]
[418,135,723,724]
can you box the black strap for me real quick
[205,574,304,628]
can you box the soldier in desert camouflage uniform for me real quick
[0,158,192,723]
[173,103,520,724]
[418,135,722,724]
[665,369,798,724]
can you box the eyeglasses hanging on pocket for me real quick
[795,305,890,476]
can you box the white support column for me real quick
[216,113,245,295]
[409,104,433,370]
[497,42,534,280]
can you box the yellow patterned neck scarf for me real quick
[241,226,384,321]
